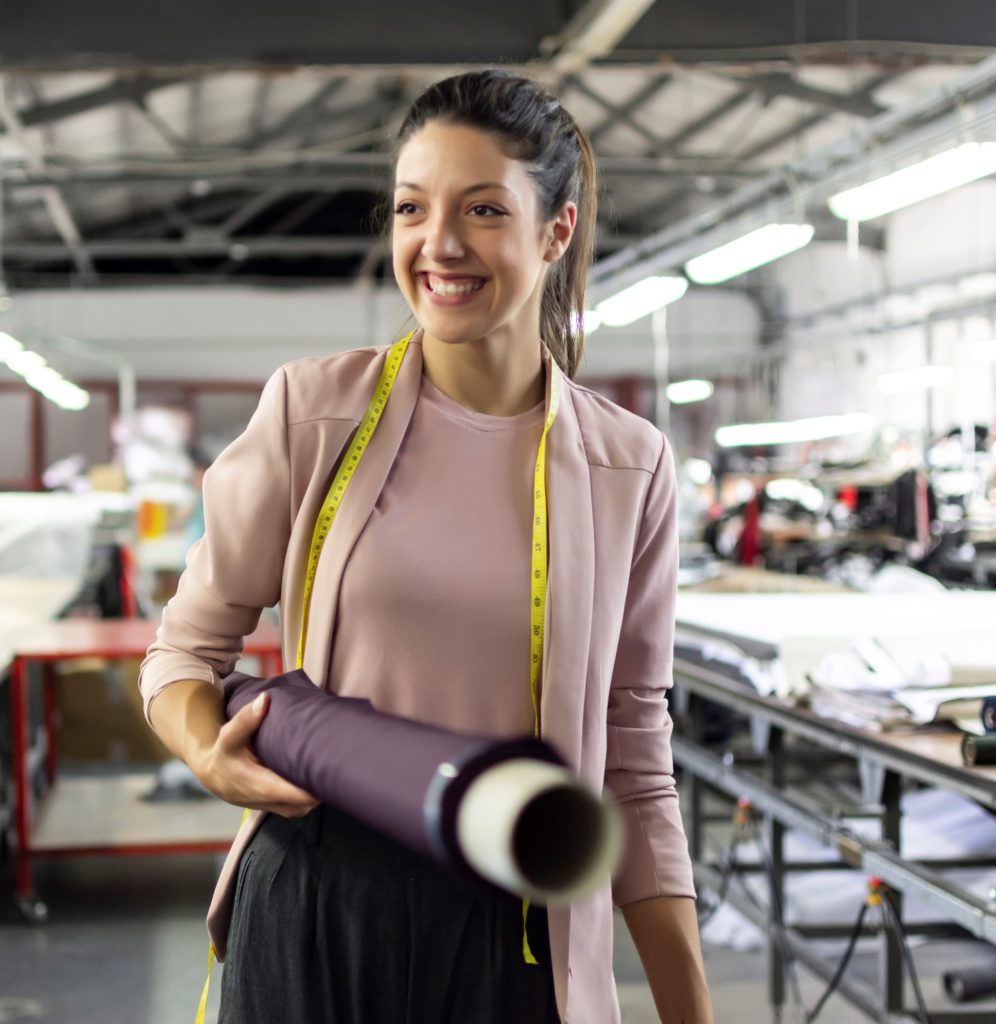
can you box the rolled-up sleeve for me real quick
[138,366,292,725]
[605,435,695,905]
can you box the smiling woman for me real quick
[391,119,577,415]
[141,68,711,1024]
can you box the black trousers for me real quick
[218,804,561,1024]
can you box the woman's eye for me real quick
[394,202,419,215]
[470,204,504,217]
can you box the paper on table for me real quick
[893,684,996,725]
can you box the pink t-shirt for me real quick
[327,371,545,738]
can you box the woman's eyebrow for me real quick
[394,182,513,195]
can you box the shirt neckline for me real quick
[419,371,546,432]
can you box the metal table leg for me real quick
[880,769,904,1017]
[768,725,787,1024]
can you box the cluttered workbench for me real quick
[671,586,996,1023]
[7,617,282,921]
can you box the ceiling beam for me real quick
[0,78,96,281]
[736,72,895,164]
[5,74,187,130]
[540,0,660,75]
[587,71,671,145]
[4,150,754,191]
[248,76,347,148]
[564,74,671,152]
[740,71,887,119]
[1,236,376,260]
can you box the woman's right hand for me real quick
[187,690,320,818]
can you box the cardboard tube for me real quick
[223,670,622,901]
[456,758,622,904]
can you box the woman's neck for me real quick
[419,329,545,417]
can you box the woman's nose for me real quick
[422,212,465,260]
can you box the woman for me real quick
[141,69,713,1024]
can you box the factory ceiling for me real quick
[0,0,993,289]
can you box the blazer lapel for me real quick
[540,357,595,767]
[540,354,596,1016]
[301,340,424,687]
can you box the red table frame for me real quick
[8,617,282,906]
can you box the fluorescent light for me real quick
[4,349,47,375]
[0,333,91,410]
[715,413,875,448]
[684,458,713,485]
[685,223,815,285]
[0,331,25,361]
[765,478,825,512]
[46,379,91,411]
[25,366,65,392]
[595,275,688,326]
[829,143,996,222]
[666,379,714,404]
[969,339,996,362]
[877,364,954,394]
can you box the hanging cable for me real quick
[879,890,932,1024]
[803,884,874,1023]
[698,798,750,928]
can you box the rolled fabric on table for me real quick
[961,733,996,767]
[981,696,996,734]
[223,670,622,904]
[943,962,996,1002]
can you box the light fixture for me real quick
[4,349,46,375]
[715,413,875,448]
[969,339,996,362]
[666,379,715,405]
[828,142,996,222]
[595,275,688,327]
[47,381,90,411]
[684,458,713,485]
[765,478,825,512]
[0,331,25,360]
[0,329,91,410]
[25,365,65,392]
[685,224,815,285]
[877,364,954,394]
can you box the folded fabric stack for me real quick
[807,636,996,732]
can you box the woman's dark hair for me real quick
[388,69,598,380]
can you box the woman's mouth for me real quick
[419,273,488,300]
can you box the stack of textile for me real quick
[806,636,996,732]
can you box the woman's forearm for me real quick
[148,678,225,770]
[147,677,320,816]
[622,894,714,1024]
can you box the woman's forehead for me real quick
[394,122,530,194]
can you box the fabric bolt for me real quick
[329,370,544,736]
[140,335,696,1024]
[218,803,560,1024]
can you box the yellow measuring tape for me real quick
[196,335,558,1020]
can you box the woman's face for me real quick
[392,120,575,350]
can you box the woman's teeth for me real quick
[427,276,485,296]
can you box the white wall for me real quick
[771,179,996,437]
[0,281,761,384]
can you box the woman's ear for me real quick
[544,202,578,263]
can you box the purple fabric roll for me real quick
[222,670,562,876]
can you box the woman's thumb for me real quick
[228,692,267,739]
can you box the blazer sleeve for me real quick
[604,434,696,905]
[138,366,293,726]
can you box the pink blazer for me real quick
[140,334,694,1024]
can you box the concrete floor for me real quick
[0,850,927,1024]
[0,808,990,1022]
